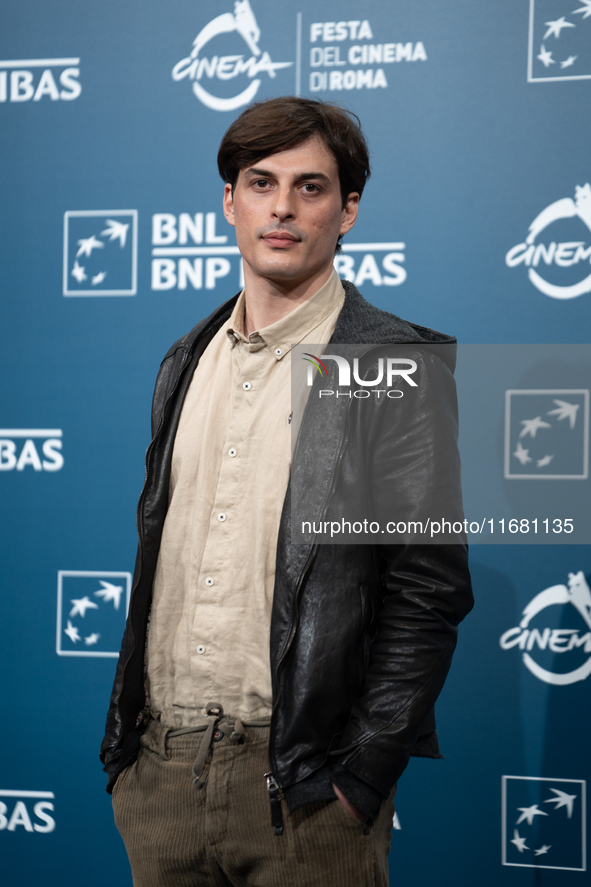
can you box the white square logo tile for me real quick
[504,389,589,479]
[503,776,586,870]
[63,210,138,296]
[56,570,131,657]
[528,0,591,82]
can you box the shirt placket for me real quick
[189,339,267,708]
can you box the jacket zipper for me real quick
[113,347,190,748]
[264,772,285,836]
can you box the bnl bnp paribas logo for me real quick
[0,56,80,103]
[500,571,591,686]
[528,0,591,82]
[0,790,55,835]
[56,571,131,657]
[63,210,407,294]
[502,776,586,871]
[506,184,591,300]
[171,0,293,111]
[0,429,63,472]
[152,214,407,293]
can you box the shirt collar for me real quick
[226,268,344,360]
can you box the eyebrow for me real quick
[244,167,332,185]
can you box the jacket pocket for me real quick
[111,762,133,800]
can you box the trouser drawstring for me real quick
[175,703,248,786]
[165,709,278,832]
[190,702,224,785]
[165,704,268,788]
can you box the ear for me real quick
[339,192,360,237]
[223,183,236,228]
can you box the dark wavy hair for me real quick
[217,96,370,252]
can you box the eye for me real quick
[302,183,320,193]
[253,179,269,189]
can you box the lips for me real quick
[262,231,299,246]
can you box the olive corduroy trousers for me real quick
[112,717,396,887]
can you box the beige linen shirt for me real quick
[146,269,345,727]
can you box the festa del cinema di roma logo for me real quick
[500,571,591,685]
[506,183,591,299]
[172,0,292,111]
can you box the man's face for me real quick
[222,136,359,289]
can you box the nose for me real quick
[271,185,296,222]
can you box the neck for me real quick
[242,262,334,336]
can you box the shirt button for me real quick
[197,645,206,655]
[275,348,282,356]
[205,577,214,586]
[228,447,237,458]
[217,512,227,522]
[242,381,252,391]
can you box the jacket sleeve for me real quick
[99,305,234,788]
[99,550,141,779]
[329,347,474,819]
[99,353,175,781]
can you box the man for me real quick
[101,97,473,886]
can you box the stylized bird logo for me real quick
[544,788,577,818]
[513,440,532,465]
[560,55,577,69]
[510,829,529,852]
[534,845,551,856]
[519,416,551,439]
[543,17,576,39]
[91,271,107,285]
[84,633,101,646]
[76,235,104,258]
[69,596,99,618]
[64,620,81,643]
[94,580,124,610]
[101,219,129,247]
[536,454,554,467]
[71,260,87,283]
[537,45,555,67]
[573,1,591,20]
[516,804,548,826]
[547,399,579,429]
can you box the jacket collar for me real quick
[331,281,456,346]
[166,279,456,363]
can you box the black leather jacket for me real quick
[100,281,473,820]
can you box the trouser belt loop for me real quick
[192,702,223,786]
[158,721,172,760]
[229,716,244,743]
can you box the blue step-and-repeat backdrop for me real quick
[1,1,590,884]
